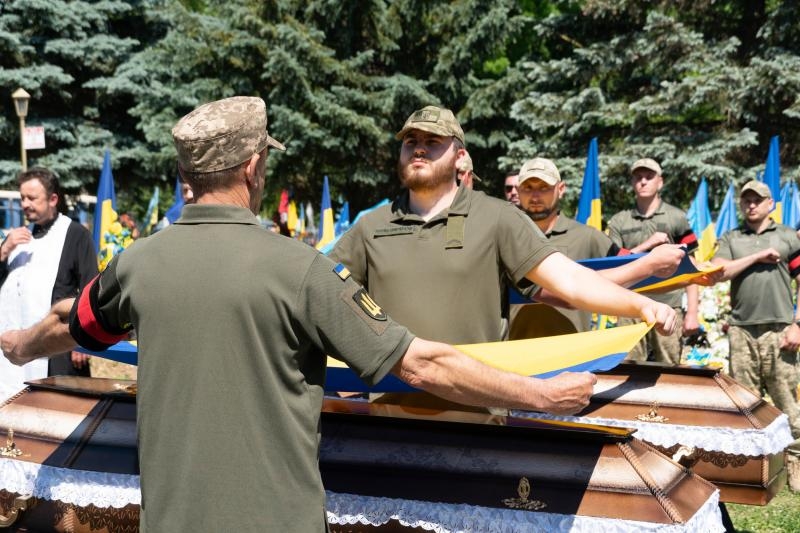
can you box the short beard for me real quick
[525,207,555,221]
[398,159,454,192]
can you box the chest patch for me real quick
[374,226,417,237]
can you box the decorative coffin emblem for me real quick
[0,429,22,457]
[636,401,670,423]
[502,477,547,511]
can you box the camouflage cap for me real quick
[458,152,481,182]
[518,157,561,186]
[172,96,286,174]
[631,158,662,176]
[395,105,465,145]
[740,180,772,199]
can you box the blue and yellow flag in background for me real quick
[762,136,782,223]
[576,138,602,230]
[687,177,716,261]
[143,186,159,236]
[315,175,335,250]
[93,150,118,269]
[715,181,738,238]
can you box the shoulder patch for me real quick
[333,263,351,281]
[353,288,387,321]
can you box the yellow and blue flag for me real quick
[325,323,652,392]
[315,175,335,250]
[762,136,782,223]
[93,150,118,269]
[715,181,738,238]
[82,323,653,393]
[576,138,602,230]
[686,177,716,261]
[143,186,159,236]
[287,200,299,237]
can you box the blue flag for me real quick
[335,200,350,237]
[164,176,185,224]
[782,180,800,229]
[762,136,782,223]
[715,182,738,238]
[576,138,601,230]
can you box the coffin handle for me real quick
[0,494,33,527]
[672,445,696,467]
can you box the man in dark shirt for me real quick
[0,168,96,398]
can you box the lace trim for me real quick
[511,411,793,456]
[0,457,140,508]
[0,456,724,532]
[326,490,724,533]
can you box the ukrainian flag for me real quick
[92,150,118,268]
[687,178,716,261]
[315,175,335,250]
[287,200,299,237]
[576,138,602,230]
[762,136,782,223]
[143,186,159,236]
[715,182,738,238]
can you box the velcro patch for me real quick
[353,288,387,321]
[333,263,351,281]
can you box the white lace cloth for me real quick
[0,457,140,508]
[326,490,724,533]
[511,411,793,456]
[1,457,724,532]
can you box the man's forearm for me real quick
[393,338,595,415]
[712,256,760,281]
[1,298,78,365]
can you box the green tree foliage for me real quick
[508,1,800,219]
[0,0,150,202]
[3,0,800,223]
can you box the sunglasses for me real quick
[504,185,518,192]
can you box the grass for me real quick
[728,486,800,532]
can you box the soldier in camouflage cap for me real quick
[395,105,465,145]
[172,96,285,175]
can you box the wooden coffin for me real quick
[321,396,724,532]
[0,378,724,532]
[513,361,792,505]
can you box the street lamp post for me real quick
[12,88,30,172]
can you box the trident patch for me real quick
[353,289,387,321]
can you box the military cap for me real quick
[740,180,772,199]
[459,152,482,182]
[172,96,286,174]
[518,157,561,186]
[395,105,465,145]
[631,158,662,176]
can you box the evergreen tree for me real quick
[0,0,151,203]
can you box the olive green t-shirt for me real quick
[607,200,697,308]
[511,215,619,337]
[715,221,800,325]
[85,204,414,532]
[330,185,557,344]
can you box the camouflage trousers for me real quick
[619,309,684,365]
[729,324,800,455]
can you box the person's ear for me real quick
[244,153,261,187]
